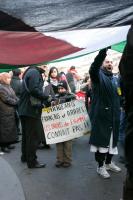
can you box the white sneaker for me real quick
[97,166,110,179]
[0,151,4,155]
[106,162,121,172]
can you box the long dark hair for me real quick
[48,66,59,82]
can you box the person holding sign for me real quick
[52,80,76,168]
[89,48,121,179]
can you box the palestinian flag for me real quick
[0,0,133,69]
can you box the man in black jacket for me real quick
[89,48,121,178]
[119,24,133,200]
[19,66,49,168]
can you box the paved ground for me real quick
[1,135,125,200]
[0,157,25,200]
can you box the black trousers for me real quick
[95,151,113,167]
[20,116,41,167]
[39,121,47,145]
[123,90,133,200]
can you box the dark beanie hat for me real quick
[58,80,68,90]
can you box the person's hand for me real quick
[47,95,52,103]
[51,100,58,106]
[100,46,111,54]
[106,46,111,49]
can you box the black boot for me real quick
[38,143,50,149]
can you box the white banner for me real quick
[41,100,91,144]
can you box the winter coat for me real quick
[119,25,133,174]
[18,67,48,119]
[0,83,18,143]
[10,76,22,98]
[66,72,76,93]
[43,81,55,107]
[48,78,59,95]
[85,85,92,112]
[89,49,120,148]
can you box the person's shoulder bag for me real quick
[23,79,42,107]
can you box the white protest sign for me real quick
[41,100,91,144]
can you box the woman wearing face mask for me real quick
[0,73,19,153]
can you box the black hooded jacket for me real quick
[119,24,133,174]
[18,67,48,119]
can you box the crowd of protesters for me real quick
[0,50,128,197]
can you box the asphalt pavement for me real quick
[1,135,125,200]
